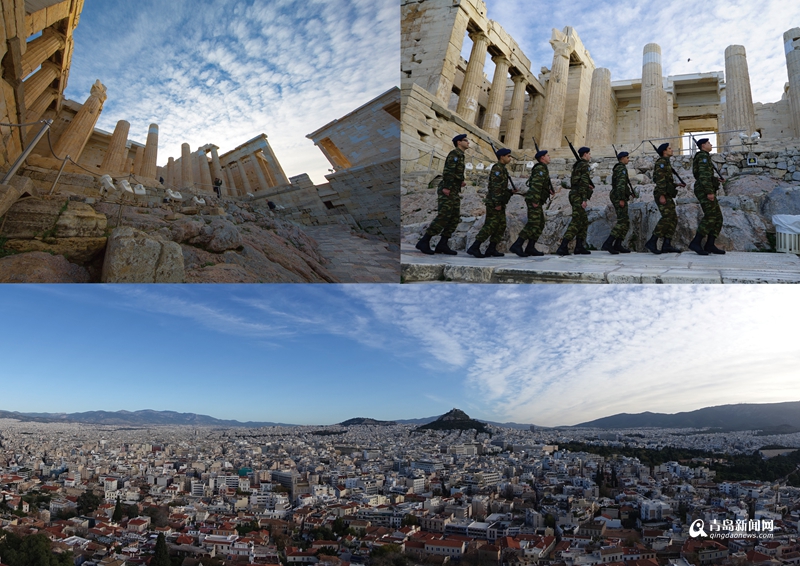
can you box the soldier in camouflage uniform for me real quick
[689,137,725,255]
[416,134,469,255]
[556,146,594,256]
[467,148,515,258]
[602,151,633,254]
[509,150,555,257]
[645,143,685,254]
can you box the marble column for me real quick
[503,74,527,150]
[539,39,571,149]
[483,55,510,139]
[20,29,65,78]
[198,150,213,190]
[252,153,271,192]
[640,43,666,143]
[455,31,490,124]
[256,137,289,185]
[166,157,175,188]
[237,160,252,193]
[99,119,130,174]
[208,145,227,195]
[522,93,545,150]
[141,123,159,179]
[24,88,57,139]
[133,145,144,176]
[585,68,614,148]
[433,8,470,104]
[22,62,60,108]
[181,143,193,188]
[53,80,107,161]
[785,28,800,137]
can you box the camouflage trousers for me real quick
[475,206,507,244]
[424,190,461,238]
[653,198,677,238]
[518,200,545,241]
[563,201,588,241]
[610,202,630,239]
[697,196,723,237]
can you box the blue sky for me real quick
[1,286,797,427]
[477,0,799,105]
[64,0,399,184]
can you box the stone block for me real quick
[4,237,107,264]
[0,183,21,218]
[101,226,185,283]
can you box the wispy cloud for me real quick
[480,0,796,105]
[66,0,399,184]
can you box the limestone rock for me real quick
[101,226,185,283]
[188,218,243,252]
[762,185,800,221]
[0,198,106,239]
[4,237,107,264]
[169,218,205,243]
[55,202,107,237]
[0,251,90,283]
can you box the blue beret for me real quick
[695,138,709,147]
[496,148,512,157]
[452,134,467,145]
[657,143,669,155]
[535,150,548,160]
[578,147,590,156]
[617,151,629,159]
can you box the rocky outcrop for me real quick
[0,251,90,282]
[101,226,184,283]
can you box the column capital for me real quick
[491,54,509,66]
[511,73,527,86]
[550,40,571,59]
[468,30,488,43]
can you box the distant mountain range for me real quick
[573,401,800,432]
[0,409,290,427]
[2,401,798,432]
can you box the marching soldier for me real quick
[556,146,593,256]
[645,143,684,254]
[416,134,469,255]
[509,150,554,257]
[689,138,725,255]
[467,148,514,258]
[602,151,632,254]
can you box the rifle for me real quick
[489,141,518,193]
[612,144,639,199]
[565,136,595,190]
[693,136,726,185]
[648,140,686,187]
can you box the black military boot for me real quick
[485,242,504,257]
[688,232,709,255]
[661,238,682,253]
[509,237,527,257]
[556,238,571,256]
[574,239,591,255]
[466,240,484,258]
[645,234,661,254]
[524,239,543,256]
[415,234,435,255]
[602,235,618,254]
[613,239,631,253]
[704,235,726,254]
[434,236,457,255]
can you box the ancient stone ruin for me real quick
[401,0,800,254]
[1,0,399,282]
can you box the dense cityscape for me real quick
[1,411,799,566]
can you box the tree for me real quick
[112,498,123,522]
[143,505,169,528]
[76,491,101,515]
[400,514,419,527]
[125,503,140,518]
[152,532,170,566]
[0,531,73,566]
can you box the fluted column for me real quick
[522,93,545,150]
[540,40,571,149]
[133,145,144,176]
[181,143,193,188]
[251,153,270,192]
[208,146,227,195]
[585,68,614,148]
[504,75,527,150]
[455,31,490,124]
[20,29,65,79]
[24,88,57,139]
[141,123,159,179]
[99,120,131,174]
[785,29,800,137]
[197,150,213,191]
[53,80,107,161]
[22,62,60,108]
[641,43,666,142]
[483,55,510,139]
[166,157,175,188]
[237,160,252,193]
[224,166,237,196]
